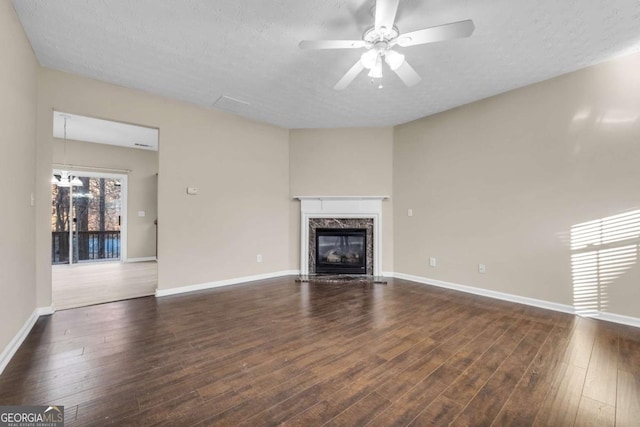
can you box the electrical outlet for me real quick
[429,257,437,267]
[257,254,263,263]
[479,263,486,273]
[407,209,413,217]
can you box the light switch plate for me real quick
[187,187,198,195]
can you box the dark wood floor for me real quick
[1,277,639,426]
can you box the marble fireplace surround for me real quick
[310,218,373,275]
[296,197,387,276]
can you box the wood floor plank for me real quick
[441,317,533,406]
[618,333,640,373]
[582,325,619,406]
[449,322,553,426]
[408,394,463,426]
[617,328,640,427]
[575,396,616,427]
[367,375,453,427]
[281,377,382,426]
[123,391,204,426]
[446,315,515,372]
[281,337,445,426]
[0,276,637,426]
[616,370,640,426]
[532,362,587,427]
[492,323,574,425]
[68,388,141,426]
[375,339,456,400]
[563,316,598,369]
[237,356,386,426]
[324,391,391,427]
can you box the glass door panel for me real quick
[51,184,71,264]
[51,172,123,264]
[73,177,122,262]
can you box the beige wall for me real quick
[289,128,394,272]
[0,1,38,357]
[51,139,158,259]
[37,68,291,301]
[394,52,640,318]
[157,103,290,288]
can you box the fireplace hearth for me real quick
[315,228,367,274]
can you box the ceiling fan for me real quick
[299,0,475,90]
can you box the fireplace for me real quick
[309,218,374,275]
[315,228,367,274]
[296,196,386,276]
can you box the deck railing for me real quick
[52,231,121,264]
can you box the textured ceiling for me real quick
[12,0,640,129]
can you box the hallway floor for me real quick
[52,261,157,310]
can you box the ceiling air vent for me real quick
[213,95,251,115]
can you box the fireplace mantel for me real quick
[295,196,386,276]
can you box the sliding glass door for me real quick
[51,170,126,264]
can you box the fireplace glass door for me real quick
[316,228,367,274]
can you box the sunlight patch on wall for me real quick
[571,209,640,315]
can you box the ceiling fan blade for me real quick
[396,20,475,47]
[334,60,365,90]
[393,61,422,87]
[375,0,400,32]
[299,40,366,50]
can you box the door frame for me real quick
[52,168,128,263]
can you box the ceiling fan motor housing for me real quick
[363,25,399,44]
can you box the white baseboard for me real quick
[0,304,57,375]
[155,270,300,297]
[0,310,37,375]
[126,257,157,263]
[393,272,576,314]
[590,311,640,329]
[37,305,56,316]
[393,272,640,328]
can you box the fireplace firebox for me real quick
[315,228,367,275]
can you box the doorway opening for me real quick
[50,111,159,310]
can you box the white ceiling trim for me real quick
[53,111,159,151]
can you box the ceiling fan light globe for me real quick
[385,50,405,70]
[367,68,383,79]
[368,60,383,79]
[360,49,378,69]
